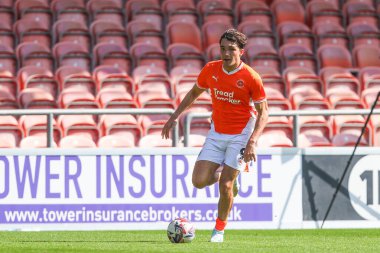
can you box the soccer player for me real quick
[161,29,268,243]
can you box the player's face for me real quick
[220,38,244,72]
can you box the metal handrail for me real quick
[1,108,177,147]
[183,109,380,147]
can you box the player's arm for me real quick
[243,100,269,162]
[161,84,206,139]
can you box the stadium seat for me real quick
[15,0,52,28]
[86,0,124,26]
[0,2,14,30]
[359,67,380,90]
[98,134,136,148]
[0,44,17,75]
[18,88,57,109]
[138,134,173,147]
[137,74,174,98]
[277,21,315,51]
[352,45,380,69]
[17,66,58,97]
[298,133,332,147]
[130,43,168,71]
[125,0,162,30]
[235,0,273,29]
[0,88,18,109]
[332,131,370,147]
[20,135,57,148]
[279,44,317,72]
[327,88,364,109]
[237,21,276,49]
[16,42,54,71]
[92,42,132,74]
[93,65,135,94]
[19,115,62,143]
[343,1,378,27]
[97,86,137,109]
[257,127,294,147]
[270,0,305,25]
[306,0,342,28]
[59,135,97,148]
[166,21,202,51]
[283,66,323,95]
[135,89,174,109]
[139,114,171,136]
[170,65,200,85]
[161,0,197,24]
[166,43,205,70]
[0,115,23,147]
[312,22,349,50]
[202,21,233,52]
[0,22,15,49]
[132,65,168,85]
[58,114,99,142]
[319,67,361,94]
[289,86,329,111]
[50,0,88,25]
[91,20,128,48]
[254,66,286,95]
[53,42,91,71]
[13,17,51,48]
[126,20,164,49]
[317,45,353,69]
[0,71,17,98]
[362,87,380,109]
[58,87,99,109]
[53,20,91,52]
[55,65,95,94]
[245,44,281,73]
[347,23,380,50]
[99,114,142,146]
[196,0,233,24]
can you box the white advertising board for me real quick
[0,148,302,231]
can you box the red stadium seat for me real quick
[59,87,99,109]
[166,21,202,51]
[362,87,380,109]
[138,134,173,147]
[347,23,380,50]
[277,21,315,51]
[0,22,15,49]
[359,67,380,90]
[271,0,305,25]
[50,0,88,25]
[0,2,14,30]
[125,0,162,30]
[317,45,353,69]
[132,65,168,85]
[257,127,294,147]
[0,71,17,98]
[126,20,163,49]
[312,22,349,49]
[279,44,317,72]
[161,0,197,24]
[289,86,329,110]
[254,66,285,94]
[283,66,323,95]
[196,0,233,24]
[13,17,51,48]
[98,134,136,148]
[135,89,174,109]
[130,43,168,71]
[16,42,53,71]
[137,75,174,98]
[245,44,281,73]
[92,43,132,74]
[0,45,17,75]
[59,135,97,148]
[139,114,170,136]
[91,20,128,48]
[17,66,58,97]
[93,65,135,94]
[0,88,18,109]
[0,115,23,147]
[235,0,273,29]
[170,65,200,85]
[58,114,99,142]
[202,21,233,52]
[55,66,95,94]
[343,1,378,27]
[306,0,342,28]
[19,115,61,143]
[166,43,205,70]
[86,0,124,25]
[238,21,276,49]
[97,86,137,109]
[20,135,57,148]
[18,88,58,109]
[352,45,380,68]
[53,20,91,52]
[15,0,52,27]
[53,42,91,71]
[319,67,361,95]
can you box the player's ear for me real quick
[240,49,245,57]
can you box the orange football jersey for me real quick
[197,60,266,134]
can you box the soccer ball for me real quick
[167,218,195,243]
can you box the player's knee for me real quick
[192,177,207,189]
[219,180,233,195]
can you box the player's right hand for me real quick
[161,119,177,139]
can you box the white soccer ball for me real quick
[167,218,195,243]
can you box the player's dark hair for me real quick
[219,29,247,49]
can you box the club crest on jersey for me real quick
[236,79,244,88]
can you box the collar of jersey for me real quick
[222,61,244,75]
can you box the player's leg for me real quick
[192,160,221,189]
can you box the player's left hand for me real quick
[243,141,257,163]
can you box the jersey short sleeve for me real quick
[196,62,212,89]
[249,70,266,103]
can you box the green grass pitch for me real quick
[0,229,380,253]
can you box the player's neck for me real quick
[222,60,242,73]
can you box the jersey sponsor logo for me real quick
[213,88,241,104]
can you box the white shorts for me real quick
[197,117,255,171]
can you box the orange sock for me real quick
[215,217,227,231]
